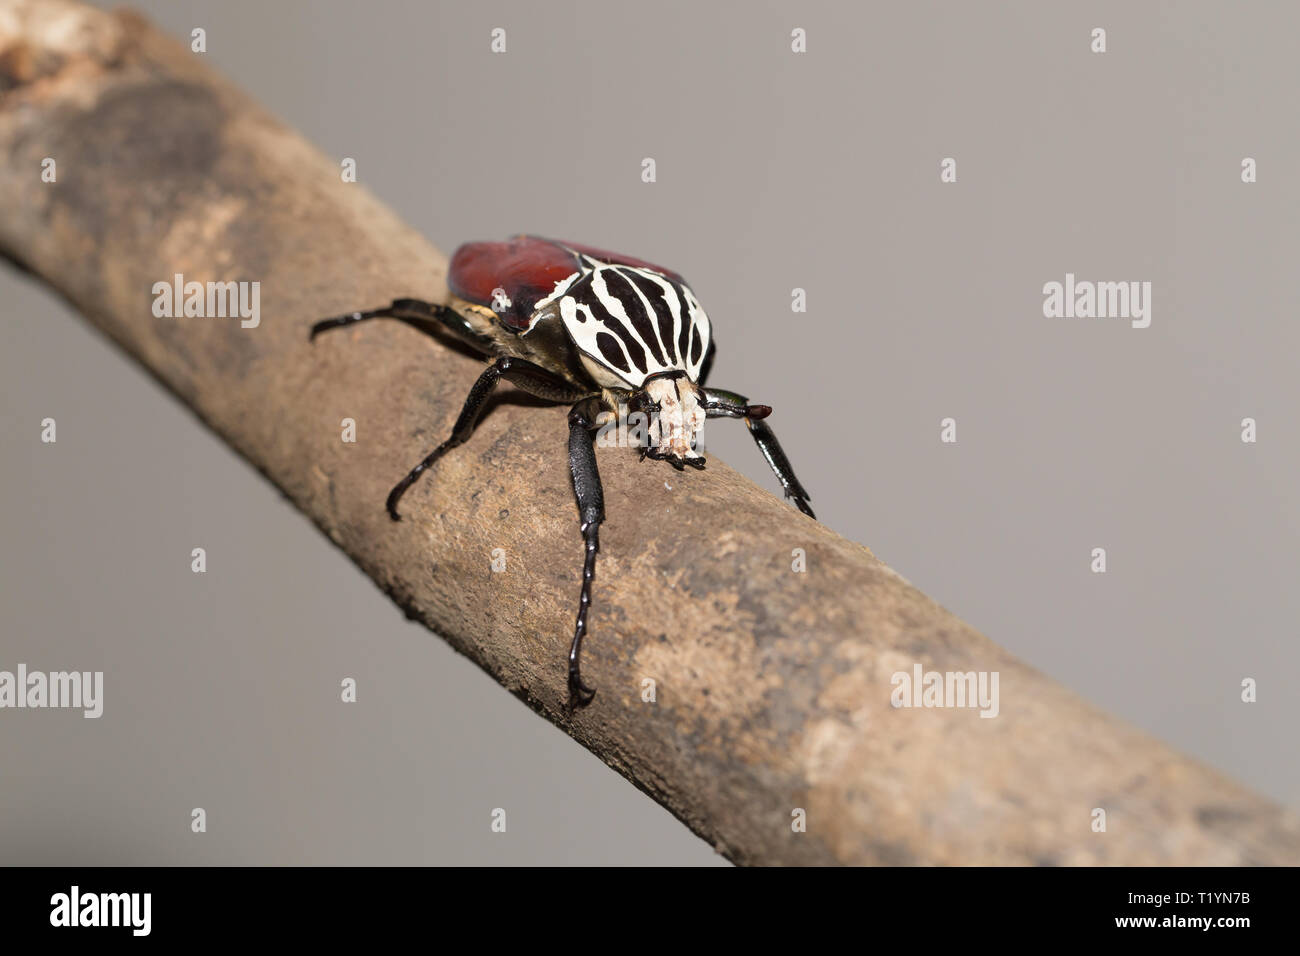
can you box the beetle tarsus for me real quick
[568,665,597,707]
[385,486,406,521]
[566,526,600,709]
[311,309,380,340]
[703,387,816,520]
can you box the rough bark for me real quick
[1,0,1296,865]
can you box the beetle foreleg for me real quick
[565,397,606,707]
[385,357,586,520]
[703,388,816,519]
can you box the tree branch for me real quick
[2,0,1296,865]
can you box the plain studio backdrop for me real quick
[2,1,1297,864]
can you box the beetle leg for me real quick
[745,417,815,518]
[385,357,587,520]
[310,298,492,352]
[566,397,606,707]
[703,387,816,519]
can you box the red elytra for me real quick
[448,235,685,331]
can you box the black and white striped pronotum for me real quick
[311,235,814,704]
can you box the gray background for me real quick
[2,1,1296,864]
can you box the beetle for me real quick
[311,235,814,705]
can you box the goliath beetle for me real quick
[311,236,814,705]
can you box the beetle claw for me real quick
[568,668,597,707]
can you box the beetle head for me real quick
[633,373,706,470]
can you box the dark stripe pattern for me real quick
[547,255,712,387]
